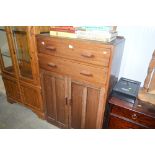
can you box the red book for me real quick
[50,26,75,33]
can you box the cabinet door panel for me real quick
[0,27,15,74]
[71,83,83,128]
[43,75,56,120]
[85,88,100,129]
[69,80,105,129]
[12,26,33,79]
[55,78,66,124]
[3,77,20,102]
[42,71,68,128]
[20,83,43,111]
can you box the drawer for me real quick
[109,115,145,129]
[111,105,155,128]
[38,53,108,85]
[37,36,111,67]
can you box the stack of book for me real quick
[50,26,77,38]
[75,26,118,42]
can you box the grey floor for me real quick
[0,75,58,129]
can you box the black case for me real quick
[112,77,141,104]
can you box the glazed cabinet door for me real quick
[10,26,40,85]
[41,71,68,128]
[0,27,15,75]
[68,79,105,129]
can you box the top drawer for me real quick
[36,36,111,67]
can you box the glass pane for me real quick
[12,26,33,79]
[0,27,14,73]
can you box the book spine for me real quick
[50,26,75,31]
[76,26,115,32]
[76,30,118,38]
[50,31,77,38]
[50,28,75,33]
[57,32,77,38]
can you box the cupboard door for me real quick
[68,79,105,129]
[42,71,68,128]
[20,83,43,112]
[0,27,15,75]
[11,26,33,80]
[3,77,21,102]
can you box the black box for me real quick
[112,77,141,104]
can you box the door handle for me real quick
[81,52,94,58]
[80,70,93,77]
[46,46,56,51]
[47,63,57,67]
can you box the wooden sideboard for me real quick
[36,35,125,128]
[106,97,155,129]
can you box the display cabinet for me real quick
[0,26,50,118]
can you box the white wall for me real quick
[118,26,155,86]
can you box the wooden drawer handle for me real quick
[46,46,56,51]
[81,52,94,58]
[131,114,137,120]
[47,63,57,67]
[80,71,93,77]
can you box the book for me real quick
[76,30,118,38]
[50,31,77,38]
[50,26,75,31]
[76,30,117,42]
[50,28,75,33]
[75,26,117,32]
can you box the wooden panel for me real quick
[39,53,108,85]
[69,80,106,129]
[85,87,100,129]
[109,115,146,129]
[43,74,56,121]
[111,105,155,128]
[37,36,111,67]
[55,77,66,124]
[70,82,83,128]
[20,83,43,112]
[41,71,68,128]
[3,77,21,102]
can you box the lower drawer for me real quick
[38,53,108,85]
[111,105,155,128]
[109,115,146,129]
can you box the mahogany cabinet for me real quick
[107,97,155,129]
[0,26,50,118]
[37,35,125,128]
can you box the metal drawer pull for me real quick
[80,71,93,77]
[46,46,56,51]
[131,114,137,120]
[81,52,94,58]
[47,63,57,67]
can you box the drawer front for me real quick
[38,54,108,85]
[109,115,145,129]
[111,105,155,128]
[37,36,111,67]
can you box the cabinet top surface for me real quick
[109,97,155,118]
[36,34,125,46]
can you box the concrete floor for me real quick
[0,75,58,129]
